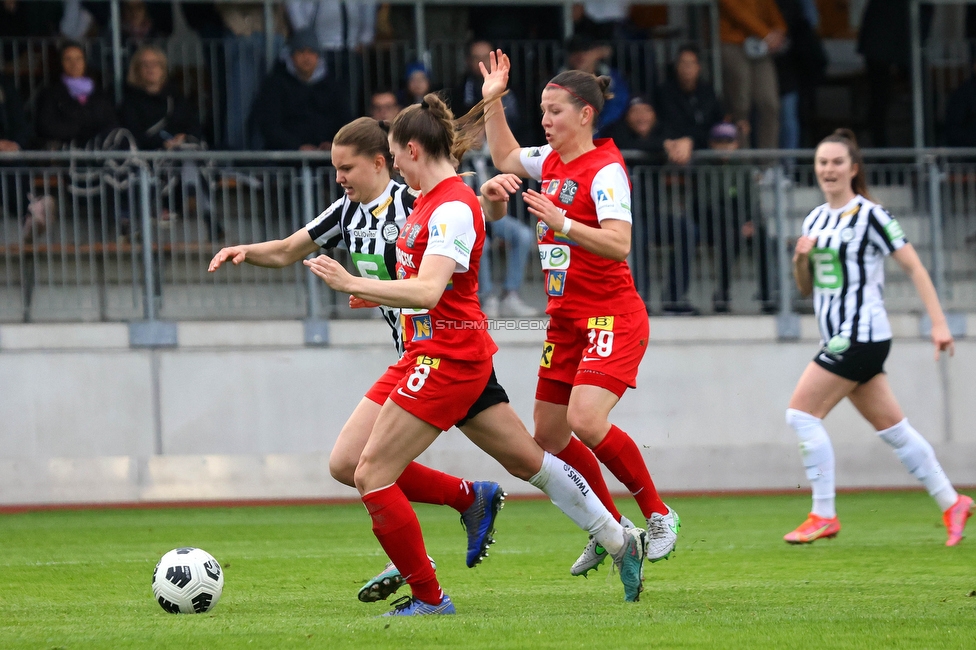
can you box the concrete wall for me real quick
[1,316,974,506]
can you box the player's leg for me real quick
[356,400,452,614]
[783,362,856,543]
[461,402,647,601]
[849,373,973,546]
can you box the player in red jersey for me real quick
[306,94,648,615]
[481,51,680,575]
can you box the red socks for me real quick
[556,436,623,522]
[396,462,476,513]
[362,484,442,605]
[593,424,667,517]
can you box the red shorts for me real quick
[536,310,649,405]
[365,352,493,431]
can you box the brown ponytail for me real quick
[389,90,506,168]
[333,117,394,172]
[816,128,872,201]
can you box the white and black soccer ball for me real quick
[151,547,224,614]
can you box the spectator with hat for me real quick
[251,28,352,151]
[401,61,433,107]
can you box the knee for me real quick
[786,407,819,431]
[328,451,357,488]
[565,407,607,445]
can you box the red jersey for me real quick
[395,175,498,361]
[520,139,646,318]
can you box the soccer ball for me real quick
[151,547,224,614]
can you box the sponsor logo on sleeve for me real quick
[558,179,579,205]
[430,223,447,243]
[453,235,471,257]
[528,147,543,157]
[546,270,566,296]
[540,341,555,368]
[884,219,905,242]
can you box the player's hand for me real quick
[930,321,955,360]
[304,254,356,293]
[349,296,381,309]
[792,235,816,259]
[523,188,568,233]
[208,246,247,272]
[480,173,521,202]
[480,49,511,101]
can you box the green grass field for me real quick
[1,492,974,649]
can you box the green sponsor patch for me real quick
[811,248,844,290]
[883,219,905,242]
[351,252,392,281]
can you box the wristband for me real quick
[560,218,573,235]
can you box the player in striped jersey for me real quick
[785,129,972,546]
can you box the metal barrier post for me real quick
[774,164,799,338]
[264,0,276,74]
[302,162,329,345]
[910,0,924,149]
[139,165,156,322]
[927,157,947,300]
[415,1,427,61]
[110,0,123,103]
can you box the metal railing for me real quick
[2,148,974,326]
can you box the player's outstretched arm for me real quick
[305,253,456,310]
[892,243,955,359]
[208,229,319,271]
[481,50,527,177]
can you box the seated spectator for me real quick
[34,41,118,149]
[563,34,629,131]
[251,29,351,151]
[401,61,432,107]
[945,63,976,147]
[120,45,203,151]
[602,95,693,164]
[369,90,400,122]
[657,44,725,152]
[718,0,786,148]
[119,0,173,41]
[119,44,212,234]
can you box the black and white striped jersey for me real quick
[305,179,416,355]
[801,195,908,345]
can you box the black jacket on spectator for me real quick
[656,76,724,150]
[0,76,29,148]
[34,81,118,147]
[602,118,667,162]
[120,84,202,150]
[945,76,976,147]
[448,73,526,142]
[774,0,827,96]
[251,61,351,150]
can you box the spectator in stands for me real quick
[401,61,432,106]
[774,0,826,149]
[0,74,31,230]
[119,44,211,232]
[59,0,98,40]
[603,94,694,165]
[563,34,629,131]
[119,0,173,41]
[945,63,976,147]
[858,0,933,148]
[286,1,376,52]
[119,45,202,151]
[218,1,287,149]
[368,90,400,123]
[34,41,118,149]
[657,44,725,153]
[251,29,351,151]
[698,122,773,313]
[718,0,786,149]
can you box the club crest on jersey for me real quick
[543,179,561,196]
[558,180,579,205]
[547,270,566,296]
[537,221,550,242]
[411,314,433,341]
[540,341,555,368]
[381,221,400,243]
[840,226,855,243]
[405,223,422,247]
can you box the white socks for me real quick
[786,408,836,518]
[529,451,625,555]
[877,418,958,511]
